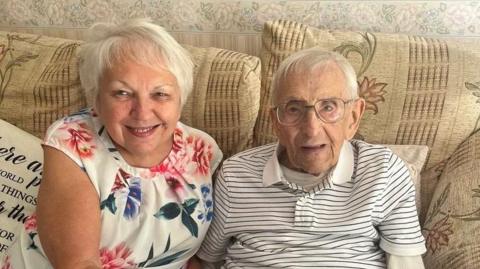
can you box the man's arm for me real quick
[387,254,425,269]
[377,154,426,259]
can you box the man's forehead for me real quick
[278,64,348,99]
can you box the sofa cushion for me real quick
[422,130,480,268]
[255,19,480,171]
[0,31,86,138]
[0,31,261,159]
[182,45,261,158]
[0,119,42,254]
[387,144,429,215]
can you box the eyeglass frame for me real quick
[272,97,357,126]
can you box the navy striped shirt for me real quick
[197,140,426,268]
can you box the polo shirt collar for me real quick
[262,140,354,187]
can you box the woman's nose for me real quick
[131,98,152,120]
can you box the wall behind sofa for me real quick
[1,0,479,56]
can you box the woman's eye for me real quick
[153,91,169,99]
[114,90,130,97]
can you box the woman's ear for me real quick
[346,98,365,139]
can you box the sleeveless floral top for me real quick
[1,109,222,269]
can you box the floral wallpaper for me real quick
[1,0,480,37]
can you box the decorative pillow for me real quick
[386,144,429,215]
[0,119,42,254]
[0,31,86,139]
[255,20,480,172]
[181,45,261,158]
[422,131,480,268]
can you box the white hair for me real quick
[78,18,194,108]
[271,48,358,106]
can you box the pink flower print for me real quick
[166,177,183,192]
[110,169,131,192]
[24,213,37,233]
[165,176,188,200]
[100,243,136,269]
[1,255,11,269]
[172,128,185,153]
[62,122,96,158]
[188,136,213,175]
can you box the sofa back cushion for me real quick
[0,31,261,159]
[255,20,480,171]
[0,32,86,138]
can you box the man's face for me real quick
[271,62,365,175]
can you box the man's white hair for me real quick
[271,48,358,106]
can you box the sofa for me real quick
[1,18,480,268]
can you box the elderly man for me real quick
[196,48,426,268]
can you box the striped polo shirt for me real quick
[197,140,426,268]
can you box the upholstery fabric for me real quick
[0,31,261,159]
[254,20,480,215]
[182,45,261,158]
[0,31,85,138]
[387,144,429,215]
[0,119,42,254]
[422,130,480,268]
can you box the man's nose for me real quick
[301,107,325,135]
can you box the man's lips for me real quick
[301,144,327,151]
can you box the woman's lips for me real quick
[127,125,158,137]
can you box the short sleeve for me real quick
[376,153,427,256]
[42,115,97,169]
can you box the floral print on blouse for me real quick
[1,108,222,269]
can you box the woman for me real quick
[1,19,222,269]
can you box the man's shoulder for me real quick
[350,139,394,158]
[222,143,276,168]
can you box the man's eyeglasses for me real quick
[273,98,356,126]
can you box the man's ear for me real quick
[270,108,279,136]
[346,98,365,140]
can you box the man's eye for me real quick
[285,104,302,114]
[320,101,337,112]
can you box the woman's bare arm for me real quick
[37,146,102,269]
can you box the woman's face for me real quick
[96,59,182,167]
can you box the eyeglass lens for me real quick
[277,98,346,125]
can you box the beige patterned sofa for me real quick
[1,19,480,269]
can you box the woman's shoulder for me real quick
[176,121,223,169]
[43,108,98,146]
[176,122,217,146]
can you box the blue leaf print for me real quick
[124,179,142,219]
[183,199,199,215]
[138,244,154,268]
[181,210,199,237]
[100,193,117,214]
[145,249,190,267]
[154,203,181,219]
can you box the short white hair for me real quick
[271,48,358,106]
[78,18,194,108]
